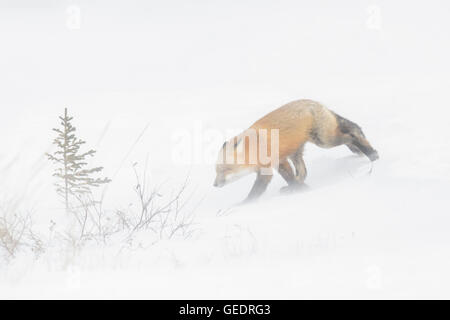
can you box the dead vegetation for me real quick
[46,164,198,255]
[0,207,44,260]
[0,165,197,264]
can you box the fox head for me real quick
[334,113,379,161]
[213,135,257,188]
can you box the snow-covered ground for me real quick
[1,0,450,299]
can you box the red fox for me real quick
[213,99,379,202]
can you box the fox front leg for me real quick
[244,169,273,202]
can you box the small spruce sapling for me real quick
[46,108,111,213]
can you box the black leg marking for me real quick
[278,161,297,186]
[245,169,273,202]
[290,146,307,183]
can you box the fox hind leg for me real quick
[290,146,307,184]
[278,160,297,186]
[278,160,303,193]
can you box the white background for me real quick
[1,0,450,298]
